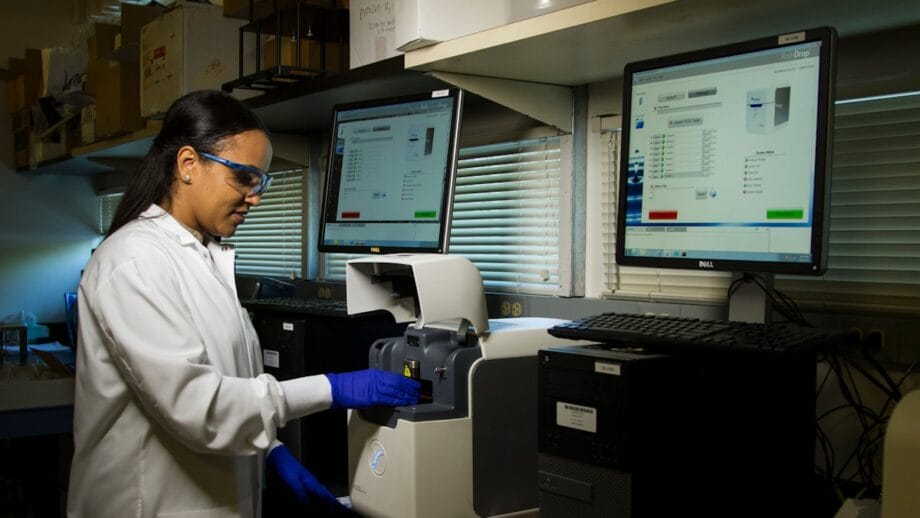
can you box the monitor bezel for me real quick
[317,88,464,255]
[614,27,837,276]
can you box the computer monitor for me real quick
[318,88,464,255]
[615,27,837,276]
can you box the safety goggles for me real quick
[199,151,273,196]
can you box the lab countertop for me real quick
[0,351,75,411]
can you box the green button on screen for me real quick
[766,209,804,220]
[414,211,437,219]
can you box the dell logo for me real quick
[698,260,715,269]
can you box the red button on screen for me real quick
[648,210,678,220]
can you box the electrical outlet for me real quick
[495,298,525,317]
[497,300,524,317]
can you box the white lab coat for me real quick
[67,204,329,517]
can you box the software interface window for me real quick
[624,40,824,264]
[322,96,457,248]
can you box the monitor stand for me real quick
[727,272,773,324]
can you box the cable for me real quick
[880,357,920,416]
[842,353,900,403]
[815,423,836,487]
[842,417,888,491]
[816,402,879,423]
[858,346,903,401]
[815,337,918,502]
[816,360,834,398]
[813,357,899,505]
[751,274,811,327]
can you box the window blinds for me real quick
[224,168,304,278]
[776,92,920,313]
[96,170,304,280]
[322,136,563,294]
[98,192,124,235]
[603,92,920,312]
[451,136,562,293]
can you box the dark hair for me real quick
[107,90,269,236]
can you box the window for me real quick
[225,168,304,278]
[602,92,920,313]
[98,192,124,235]
[321,136,564,295]
[97,169,305,278]
[450,136,562,293]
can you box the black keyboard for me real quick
[243,297,348,316]
[548,312,832,354]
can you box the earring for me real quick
[182,175,192,184]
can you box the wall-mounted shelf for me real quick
[19,124,160,176]
[241,56,450,133]
[21,119,304,180]
[404,0,920,86]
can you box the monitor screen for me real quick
[616,27,837,275]
[318,88,464,254]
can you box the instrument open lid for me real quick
[346,254,489,336]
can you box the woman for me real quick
[67,90,419,517]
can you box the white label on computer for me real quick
[263,349,280,368]
[282,322,294,332]
[778,31,805,44]
[556,401,597,433]
[595,362,621,376]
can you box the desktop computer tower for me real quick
[537,344,816,518]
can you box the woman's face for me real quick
[176,130,273,238]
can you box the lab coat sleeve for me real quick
[280,375,333,417]
[87,250,326,456]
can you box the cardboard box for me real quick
[30,119,78,165]
[88,23,121,61]
[223,0,336,20]
[84,58,107,96]
[140,3,251,117]
[12,127,30,169]
[121,3,167,50]
[32,139,67,164]
[41,46,88,99]
[7,75,25,113]
[8,49,43,110]
[349,0,400,69]
[394,0,508,52]
[263,37,345,72]
[11,108,29,131]
[95,60,145,138]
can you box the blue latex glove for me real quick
[265,444,348,514]
[326,369,421,409]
